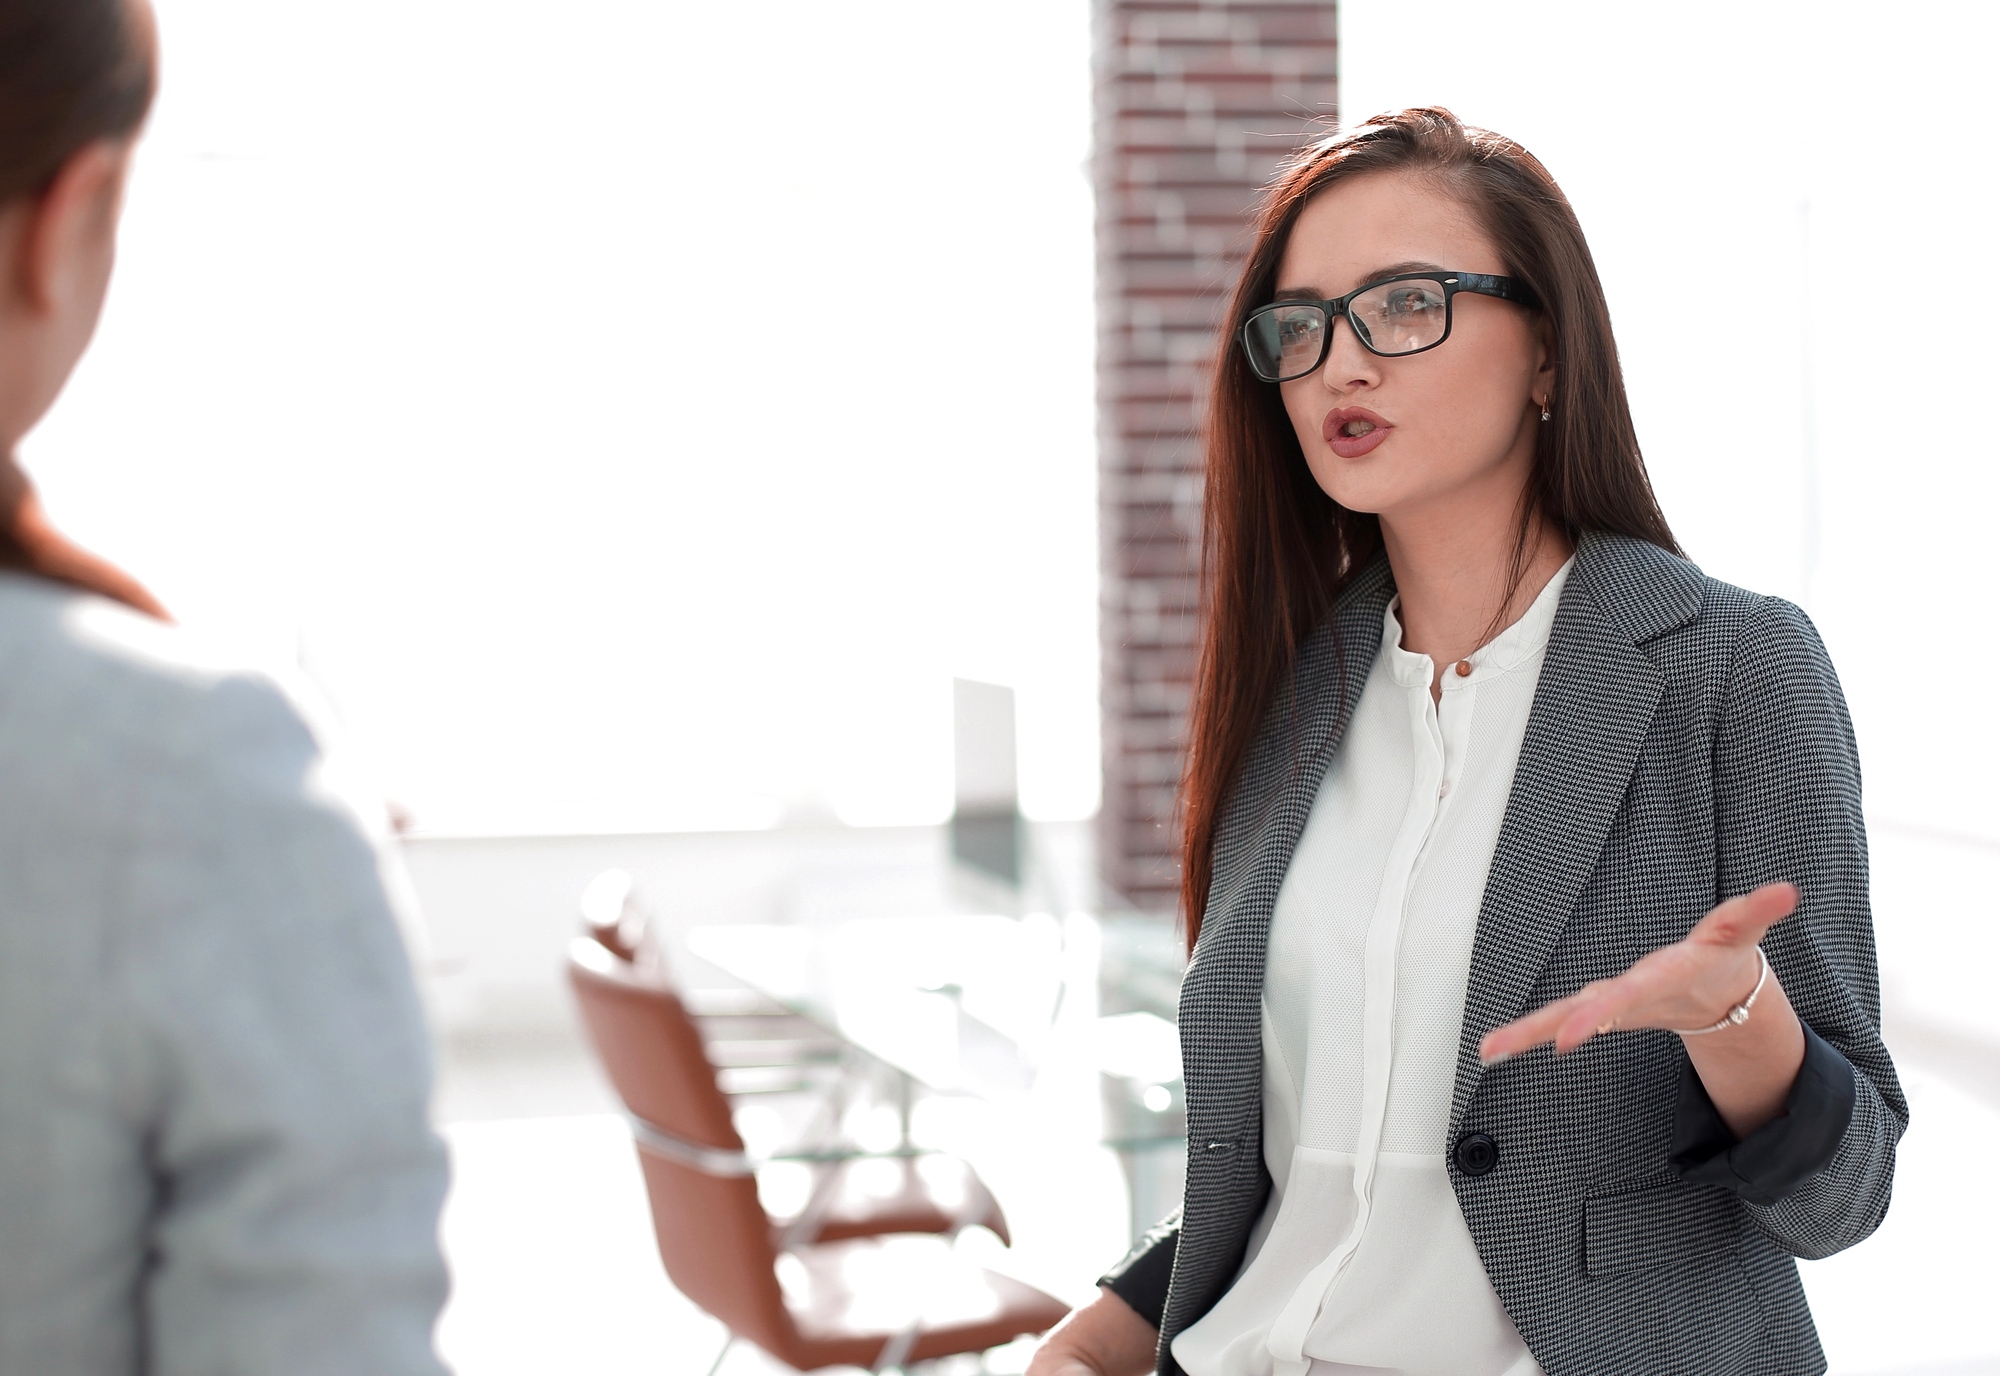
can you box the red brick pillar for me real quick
[1094,2,1338,913]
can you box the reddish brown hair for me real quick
[1179,107,1678,949]
[0,0,154,202]
[0,0,164,618]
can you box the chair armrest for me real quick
[626,1114,757,1177]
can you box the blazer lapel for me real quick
[1447,534,1689,1131]
[1182,557,1395,1133]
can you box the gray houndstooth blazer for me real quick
[1112,531,1906,1376]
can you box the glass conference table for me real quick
[684,910,1189,1235]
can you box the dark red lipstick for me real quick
[1323,406,1392,459]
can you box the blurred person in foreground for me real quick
[0,2,449,1372]
[1033,108,1900,1376]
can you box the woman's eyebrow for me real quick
[1366,259,1448,281]
[1273,261,1452,301]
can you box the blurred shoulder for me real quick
[0,573,320,792]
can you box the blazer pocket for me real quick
[1585,1178,1741,1278]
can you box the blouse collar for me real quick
[1380,555,1577,691]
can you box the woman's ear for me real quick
[13,139,133,318]
[1532,315,1557,404]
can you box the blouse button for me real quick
[1454,660,1472,677]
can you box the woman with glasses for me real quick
[1032,108,1900,1376]
[0,2,449,1371]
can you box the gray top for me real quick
[0,574,450,1375]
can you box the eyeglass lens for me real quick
[1243,306,1329,383]
[1243,278,1452,381]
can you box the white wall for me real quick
[403,818,1098,1038]
[407,823,958,1035]
[25,0,1100,834]
[1340,0,2000,1042]
[1341,0,2000,835]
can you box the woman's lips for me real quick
[1323,406,1392,459]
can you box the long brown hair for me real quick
[1179,107,1678,949]
[0,0,164,618]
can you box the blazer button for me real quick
[1454,1131,1498,1177]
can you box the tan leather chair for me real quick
[568,925,1010,1245]
[582,872,850,1100]
[568,938,1068,1370]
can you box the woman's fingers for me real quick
[1477,1004,1560,1064]
[1689,881,1797,949]
[1480,982,1611,1063]
[1551,981,1642,1053]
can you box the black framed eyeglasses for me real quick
[1239,271,1541,382]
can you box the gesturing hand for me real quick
[1478,882,1800,1065]
[1025,1290,1159,1376]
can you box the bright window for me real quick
[29,0,1098,834]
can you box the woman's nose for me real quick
[1319,315,1379,391]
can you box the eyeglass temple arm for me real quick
[1445,271,1541,309]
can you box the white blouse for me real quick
[1172,558,1574,1376]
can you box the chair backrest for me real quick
[579,868,646,961]
[566,937,796,1356]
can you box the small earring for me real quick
[1540,401,1551,422]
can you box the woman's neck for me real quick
[0,453,29,511]
[0,451,169,620]
[1381,495,1572,677]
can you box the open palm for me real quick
[1479,882,1798,1063]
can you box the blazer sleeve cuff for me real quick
[1669,1021,1857,1206]
[1098,1212,1179,1330]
